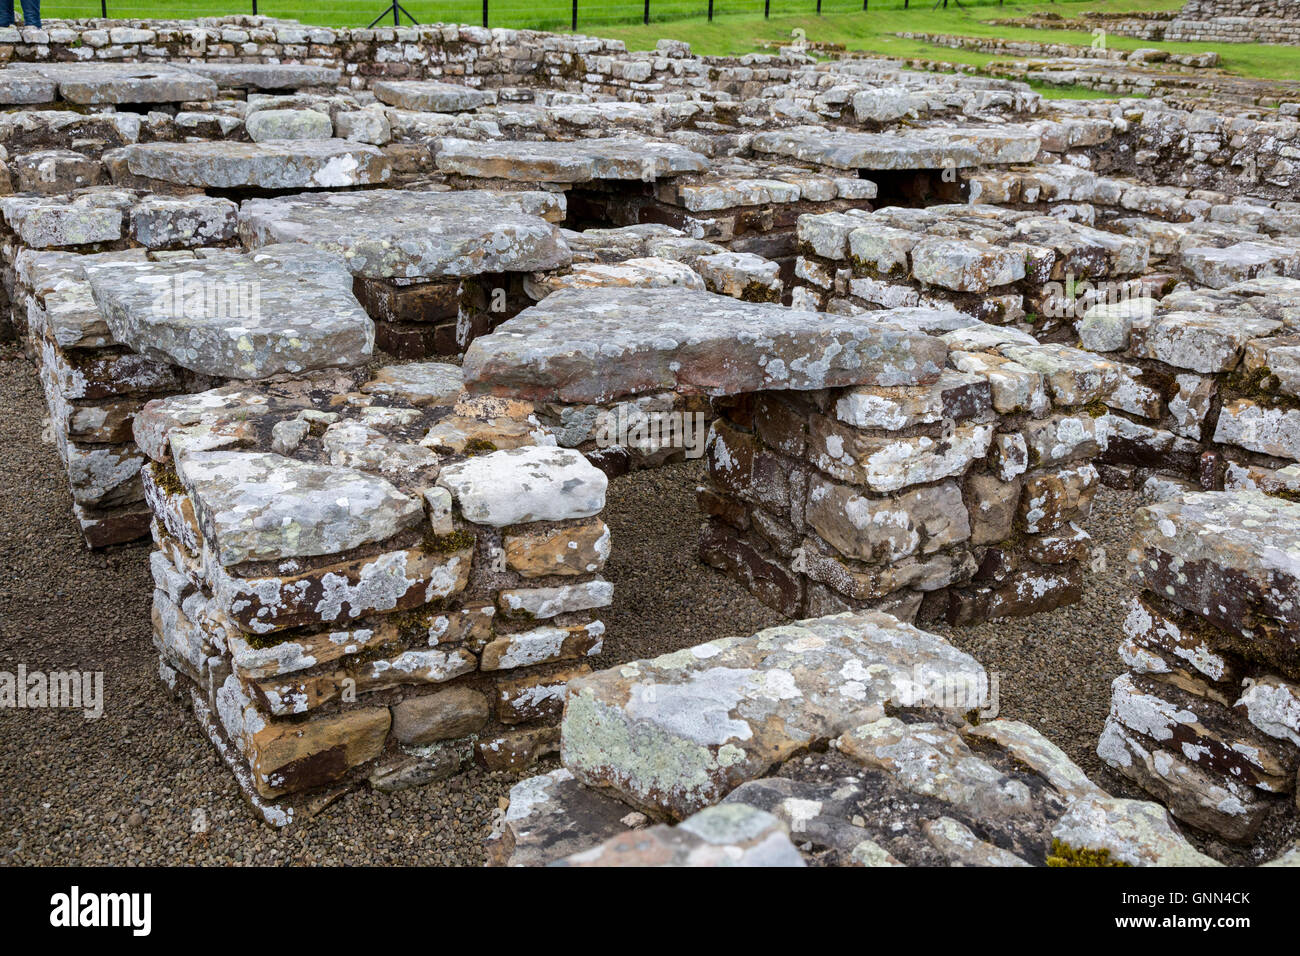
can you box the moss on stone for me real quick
[421,528,476,555]
[1046,839,1129,867]
[150,460,187,498]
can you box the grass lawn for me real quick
[38,0,1300,89]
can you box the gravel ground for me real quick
[931,484,1133,784]
[1,349,1289,865]
[0,356,781,865]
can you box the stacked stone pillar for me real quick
[1100,490,1300,841]
[138,365,612,825]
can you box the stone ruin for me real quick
[2,15,1299,865]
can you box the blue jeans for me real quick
[0,0,40,27]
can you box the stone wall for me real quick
[791,194,1300,501]
[701,332,1105,627]
[1165,0,1300,43]
[0,17,808,101]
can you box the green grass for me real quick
[39,0,1300,88]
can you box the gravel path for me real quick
[0,351,1234,863]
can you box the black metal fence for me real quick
[79,0,1030,31]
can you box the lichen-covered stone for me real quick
[561,611,987,819]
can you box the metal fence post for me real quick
[252,0,257,15]
[572,0,577,30]
[764,0,769,18]
[643,0,650,24]
[101,0,107,16]
[707,0,713,20]
[816,0,821,13]
[482,0,488,27]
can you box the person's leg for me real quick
[18,0,37,27]
[0,3,14,28]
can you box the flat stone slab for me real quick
[0,66,56,105]
[174,449,424,567]
[437,445,607,528]
[118,139,390,190]
[561,610,987,819]
[1,189,132,248]
[178,63,342,90]
[373,80,493,112]
[435,136,709,184]
[752,125,1041,170]
[461,287,948,404]
[29,63,218,105]
[86,244,373,380]
[238,189,571,279]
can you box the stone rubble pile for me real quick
[1100,490,1300,843]
[489,610,1230,867]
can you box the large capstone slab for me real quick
[237,189,571,279]
[560,610,988,819]
[751,126,1041,170]
[435,136,709,183]
[117,139,391,190]
[177,62,342,90]
[461,288,948,404]
[86,244,374,380]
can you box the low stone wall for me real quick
[1166,0,1300,44]
[0,16,808,101]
